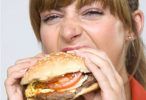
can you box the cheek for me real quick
[83,20,126,65]
[40,25,58,53]
[84,21,125,46]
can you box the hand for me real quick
[5,53,44,100]
[71,48,126,100]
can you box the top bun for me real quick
[21,52,90,85]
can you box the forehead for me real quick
[38,0,108,12]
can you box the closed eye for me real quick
[83,10,103,16]
[41,14,63,24]
[82,8,104,20]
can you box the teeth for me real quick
[67,51,75,54]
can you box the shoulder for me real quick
[130,77,146,100]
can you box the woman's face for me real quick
[40,1,128,68]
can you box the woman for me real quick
[5,0,146,100]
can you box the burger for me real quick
[21,52,98,100]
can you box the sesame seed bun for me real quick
[21,52,90,85]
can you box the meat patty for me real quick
[34,74,96,100]
[35,91,75,100]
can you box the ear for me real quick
[125,10,144,41]
[132,10,144,36]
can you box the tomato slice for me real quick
[48,72,82,90]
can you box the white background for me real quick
[1,0,146,99]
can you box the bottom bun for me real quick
[74,83,98,99]
[27,83,98,100]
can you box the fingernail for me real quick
[21,68,28,72]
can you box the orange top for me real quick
[130,77,146,100]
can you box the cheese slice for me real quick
[25,81,54,97]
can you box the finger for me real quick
[5,69,27,86]
[8,56,43,76]
[85,48,124,87]
[80,48,122,83]
[75,49,126,99]
[15,52,45,64]
[5,70,26,98]
[75,50,120,91]
[7,62,30,75]
[15,56,42,64]
[73,51,112,90]
[84,58,112,91]
[105,57,124,87]
[79,49,126,97]
[78,49,122,87]
[79,48,116,72]
[79,48,107,60]
[85,52,119,89]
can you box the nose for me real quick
[60,18,82,43]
